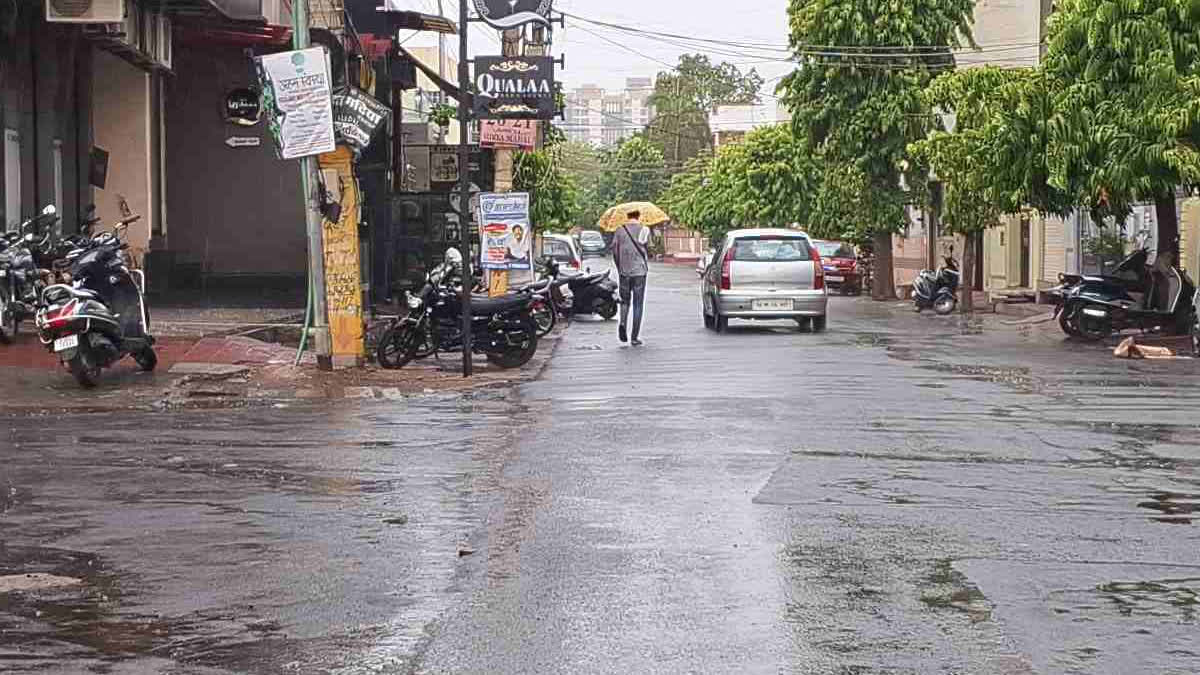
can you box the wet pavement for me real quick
[3,262,1200,673]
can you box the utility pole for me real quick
[457,0,474,377]
[294,0,332,370]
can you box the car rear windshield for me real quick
[815,241,855,258]
[543,241,571,259]
[581,232,603,241]
[731,237,812,262]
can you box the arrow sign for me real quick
[225,136,261,148]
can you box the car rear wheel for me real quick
[703,305,715,330]
[715,312,729,333]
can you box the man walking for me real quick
[610,210,650,345]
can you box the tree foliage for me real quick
[779,0,976,297]
[513,128,581,233]
[560,136,668,229]
[647,54,765,167]
[1042,0,1200,245]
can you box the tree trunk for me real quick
[1155,194,1180,262]
[960,231,975,314]
[871,230,896,301]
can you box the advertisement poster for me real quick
[254,47,336,160]
[478,192,531,271]
[331,86,390,153]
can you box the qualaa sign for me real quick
[472,0,553,29]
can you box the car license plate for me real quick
[827,275,845,282]
[753,299,792,311]
[54,334,79,352]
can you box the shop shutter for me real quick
[1042,216,1066,282]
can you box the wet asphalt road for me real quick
[4,262,1200,674]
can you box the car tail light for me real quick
[810,245,825,290]
[720,247,734,290]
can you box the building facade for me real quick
[562,77,653,148]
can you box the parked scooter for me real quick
[35,215,157,388]
[1053,244,1195,341]
[375,248,540,369]
[0,205,61,342]
[913,250,960,315]
[542,258,619,320]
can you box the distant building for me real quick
[708,101,790,147]
[563,78,655,147]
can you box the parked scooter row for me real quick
[1049,239,1195,342]
[375,249,621,369]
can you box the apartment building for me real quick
[563,77,654,148]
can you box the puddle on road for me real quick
[1137,492,1200,525]
[921,362,1035,392]
[920,560,993,623]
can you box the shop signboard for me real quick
[472,0,553,29]
[254,47,336,160]
[331,86,390,153]
[477,192,532,271]
[473,56,555,120]
[480,120,536,149]
[224,87,262,126]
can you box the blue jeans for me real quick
[619,274,646,339]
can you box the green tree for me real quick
[911,66,1070,311]
[647,54,765,167]
[1042,0,1200,258]
[513,149,580,233]
[779,0,975,300]
[561,137,669,229]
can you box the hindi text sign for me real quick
[478,192,532,271]
[254,48,336,160]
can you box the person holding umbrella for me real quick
[610,209,651,345]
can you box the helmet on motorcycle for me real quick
[444,247,463,266]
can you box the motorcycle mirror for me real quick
[42,205,56,216]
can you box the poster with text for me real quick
[478,192,531,271]
[255,47,336,160]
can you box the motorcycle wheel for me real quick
[68,347,101,389]
[133,347,158,372]
[1076,307,1111,342]
[597,300,618,321]
[1058,306,1081,337]
[486,318,539,369]
[933,294,957,315]
[1191,308,1200,357]
[533,300,556,337]
[0,294,9,344]
[376,322,430,370]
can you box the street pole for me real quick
[458,0,474,377]
[294,0,332,370]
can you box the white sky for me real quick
[399,0,796,96]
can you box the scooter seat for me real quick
[473,294,530,314]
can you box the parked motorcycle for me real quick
[1052,246,1195,341]
[913,252,960,315]
[375,250,540,370]
[512,269,572,338]
[0,205,61,342]
[35,215,157,388]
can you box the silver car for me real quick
[700,228,828,332]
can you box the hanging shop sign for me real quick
[254,47,336,160]
[224,87,262,126]
[331,86,390,153]
[473,56,555,120]
[430,146,460,184]
[478,192,532,271]
[480,120,536,149]
[472,0,553,29]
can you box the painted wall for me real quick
[92,48,152,262]
[164,44,306,279]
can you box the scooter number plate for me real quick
[53,334,79,352]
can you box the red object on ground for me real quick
[0,334,196,371]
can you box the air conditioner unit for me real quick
[117,4,141,50]
[46,0,125,23]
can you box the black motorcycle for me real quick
[376,260,540,370]
[35,216,157,388]
[1052,247,1195,341]
[913,253,960,315]
[0,205,60,342]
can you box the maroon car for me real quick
[813,240,862,295]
